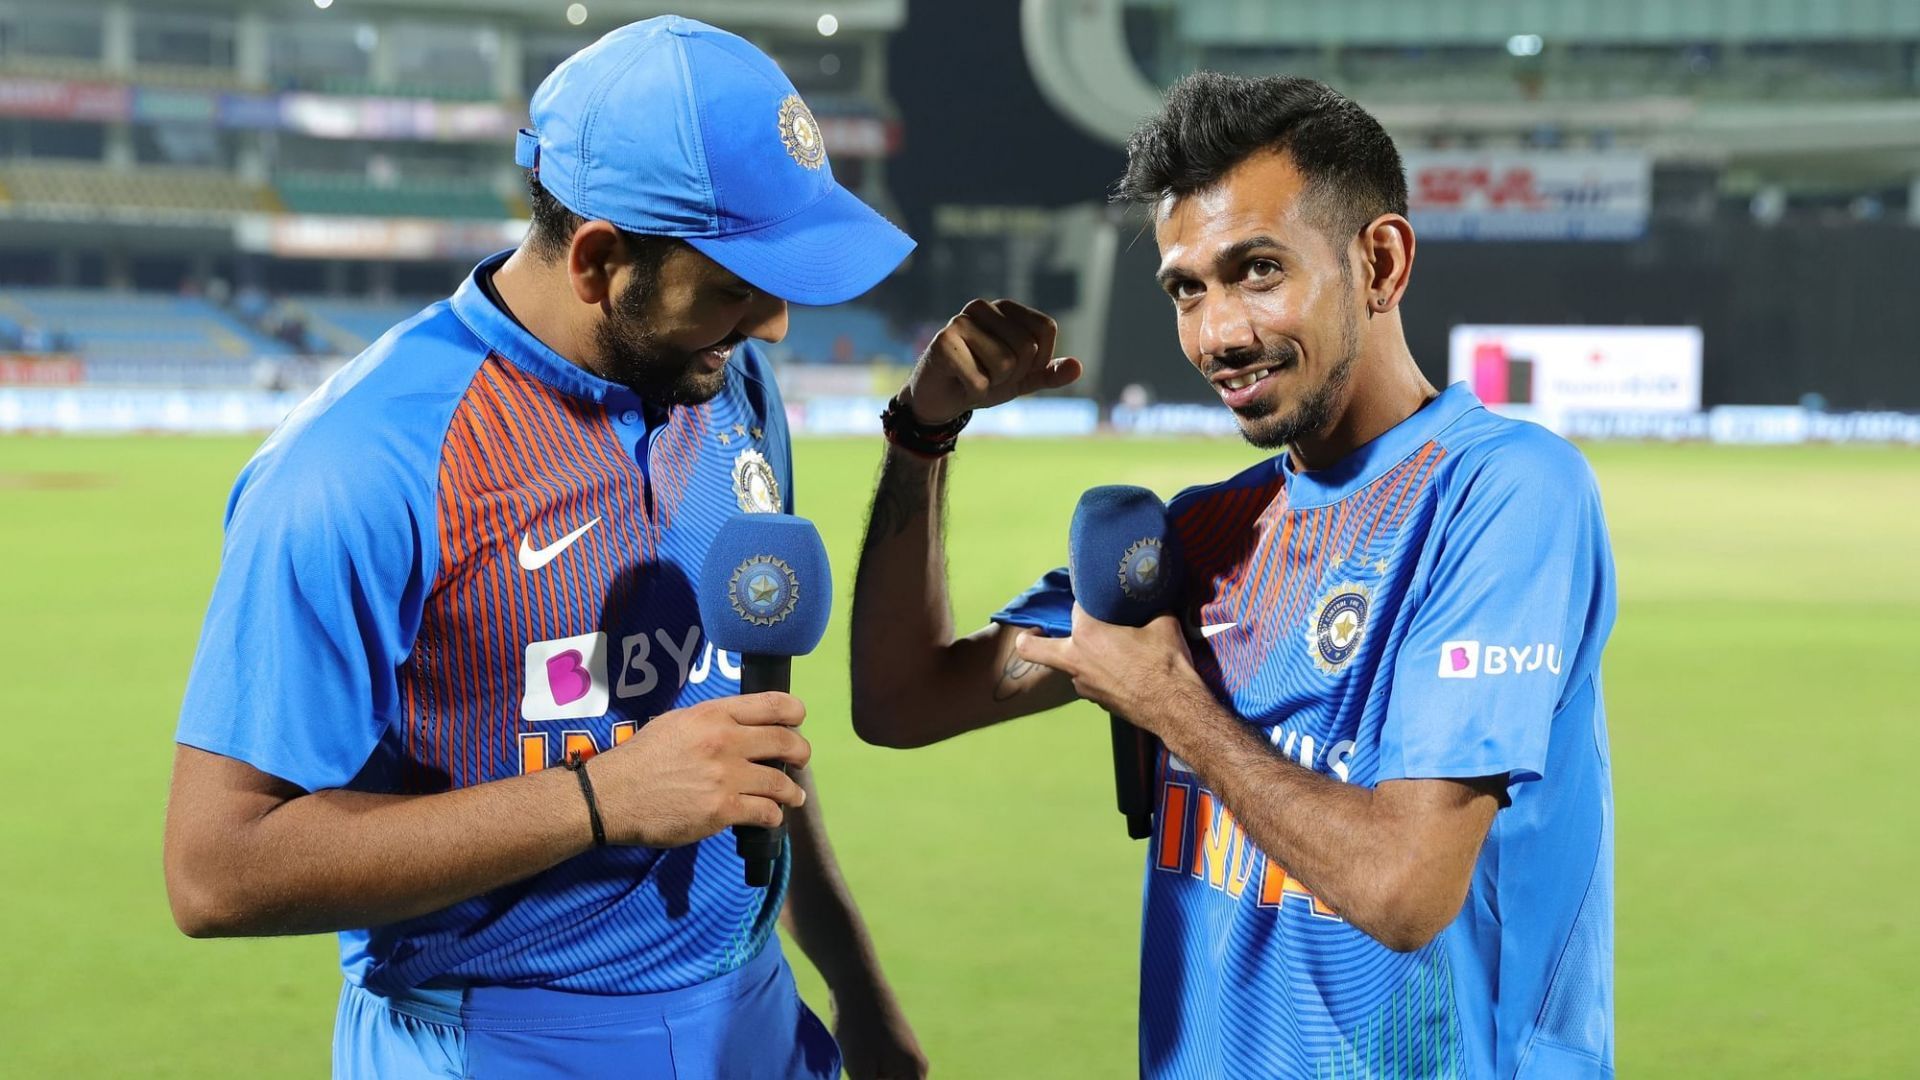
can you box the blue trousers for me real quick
[332,942,840,1078]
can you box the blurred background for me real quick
[0,1,1916,1077]
[3,0,1919,431]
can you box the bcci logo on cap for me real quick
[1307,583,1372,674]
[777,94,825,171]
[1117,538,1166,602]
[728,554,800,626]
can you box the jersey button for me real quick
[620,409,640,425]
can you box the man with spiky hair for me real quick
[852,73,1617,1079]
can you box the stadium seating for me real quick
[0,56,259,92]
[0,289,290,385]
[274,173,511,220]
[0,164,276,217]
[313,75,498,102]
[773,305,916,367]
[295,296,435,353]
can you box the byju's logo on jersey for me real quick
[728,555,800,626]
[1307,583,1372,674]
[1438,639,1564,679]
[522,631,610,721]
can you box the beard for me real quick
[1225,309,1361,451]
[593,279,738,407]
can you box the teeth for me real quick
[1222,369,1270,391]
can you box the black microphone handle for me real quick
[735,654,792,887]
[1109,713,1157,841]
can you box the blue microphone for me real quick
[1068,486,1183,840]
[698,513,833,886]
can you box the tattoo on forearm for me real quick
[993,649,1041,701]
[865,453,932,543]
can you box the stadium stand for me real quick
[0,55,260,92]
[0,288,288,367]
[0,165,277,217]
[310,76,500,102]
[274,174,510,220]
[294,296,433,353]
[773,305,916,367]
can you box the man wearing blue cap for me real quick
[164,17,925,1078]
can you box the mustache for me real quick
[696,331,748,354]
[1201,341,1298,380]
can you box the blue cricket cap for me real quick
[515,16,914,306]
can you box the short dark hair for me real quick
[522,170,681,276]
[1114,73,1407,242]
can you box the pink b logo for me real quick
[523,632,609,722]
[1437,640,1480,679]
[545,650,591,705]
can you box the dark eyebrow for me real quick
[1155,234,1293,293]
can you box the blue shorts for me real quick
[332,941,839,1079]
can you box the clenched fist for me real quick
[583,692,811,849]
[901,298,1083,426]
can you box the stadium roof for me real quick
[165,0,905,32]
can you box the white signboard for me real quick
[1448,324,1702,427]
[1405,152,1651,240]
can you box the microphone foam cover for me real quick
[698,513,833,657]
[1068,485,1182,628]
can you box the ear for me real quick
[565,220,625,307]
[1357,213,1416,316]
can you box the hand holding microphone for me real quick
[698,512,834,886]
[1017,486,1189,840]
[579,694,810,850]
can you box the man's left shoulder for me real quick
[1432,408,1600,505]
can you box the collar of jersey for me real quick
[450,248,644,409]
[1279,381,1481,508]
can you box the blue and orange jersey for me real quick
[176,250,797,995]
[997,384,1618,1079]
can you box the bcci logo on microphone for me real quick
[728,554,801,627]
[1117,538,1166,602]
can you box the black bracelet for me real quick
[564,752,607,848]
[881,391,972,457]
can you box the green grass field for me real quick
[2,434,1916,1077]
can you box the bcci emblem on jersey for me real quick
[732,448,781,514]
[728,554,801,627]
[1307,582,1373,674]
[1117,537,1166,602]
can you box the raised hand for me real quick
[901,298,1083,426]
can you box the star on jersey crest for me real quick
[1305,582,1373,675]
[731,448,782,514]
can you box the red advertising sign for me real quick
[0,355,87,385]
[0,76,130,121]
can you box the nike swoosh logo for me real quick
[518,517,600,571]
[1191,621,1239,640]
